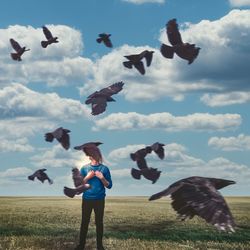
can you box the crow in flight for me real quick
[160,19,200,64]
[10,38,30,61]
[41,26,59,48]
[64,167,91,198]
[74,142,103,151]
[123,50,154,75]
[28,169,53,184]
[85,81,124,115]
[45,127,70,150]
[130,146,161,184]
[96,33,113,48]
[149,176,236,232]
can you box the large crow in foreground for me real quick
[10,38,30,61]
[160,19,200,64]
[45,127,71,150]
[96,33,113,48]
[149,176,236,232]
[123,50,154,75]
[64,167,91,198]
[130,145,162,184]
[28,169,53,184]
[85,81,124,115]
[41,26,59,48]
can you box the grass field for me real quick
[0,196,249,250]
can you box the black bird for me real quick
[74,142,103,151]
[10,38,30,61]
[149,176,236,232]
[45,127,70,150]
[130,146,161,184]
[85,81,124,115]
[160,19,200,64]
[123,50,154,75]
[151,142,165,159]
[41,26,59,48]
[96,33,113,48]
[28,169,53,184]
[64,167,91,198]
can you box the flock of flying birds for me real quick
[23,19,236,233]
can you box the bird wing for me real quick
[58,131,70,150]
[72,168,84,187]
[134,61,145,75]
[144,51,154,67]
[52,127,63,140]
[91,98,107,115]
[151,142,165,159]
[10,38,22,52]
[166,19,183,46]
[171,183,236,232]
[103,37,113,48]
[160,44,174,59]
[74,142,103,151]
[99,81,124,96]
[42,26,53,40]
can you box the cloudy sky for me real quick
[0,0,249,197]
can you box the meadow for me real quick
[0,196,249,250]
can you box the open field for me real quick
[0,196,249,250]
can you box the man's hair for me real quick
[83,146,103,163]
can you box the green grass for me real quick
[0,196,249,250]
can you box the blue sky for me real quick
[0,0,250,197]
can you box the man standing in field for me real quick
[75,144,112,250]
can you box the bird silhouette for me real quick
[160,19,200,64]
[41,26,59,48]
[149,176,236,232]
[85,81,124,115]
[64,167,91,198]
[151,142,165,159]
[96,33,113,48]
[123,50,154,75]
[74,142,103,151]
[28,169,53,184]
[130,146,161,184]
[44,127,70,150]
[10,38,30,61]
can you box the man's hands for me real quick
[95,170,104,180]
[84,170,109,188]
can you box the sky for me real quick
[0,0,250,197]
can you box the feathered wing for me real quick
[136,158,149,170]
[166,19,183,46]
[144,51,154,67]
[103,37,113,48]
[170,183,235,232]
[42,26,53,40]
[91,98,107,115]
[134,61,145,75]
[10,38,22,52]
[151,142,165,159]
[74,142,103,151]
[99,81,124,96]
[58,132,70,150]
[160,43,174,59]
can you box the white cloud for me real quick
[122,0,164,4]
[201,92,250,106]
[30,144,90,169]
[0,25,93,87]
[93,112,241,132]
[0,137,34,153]
[0,167,32,178]
[229,0,250,7]
[0,117,55,139]
[208,134,250,151]
[79,10,250,103]
[0,83,90,120]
